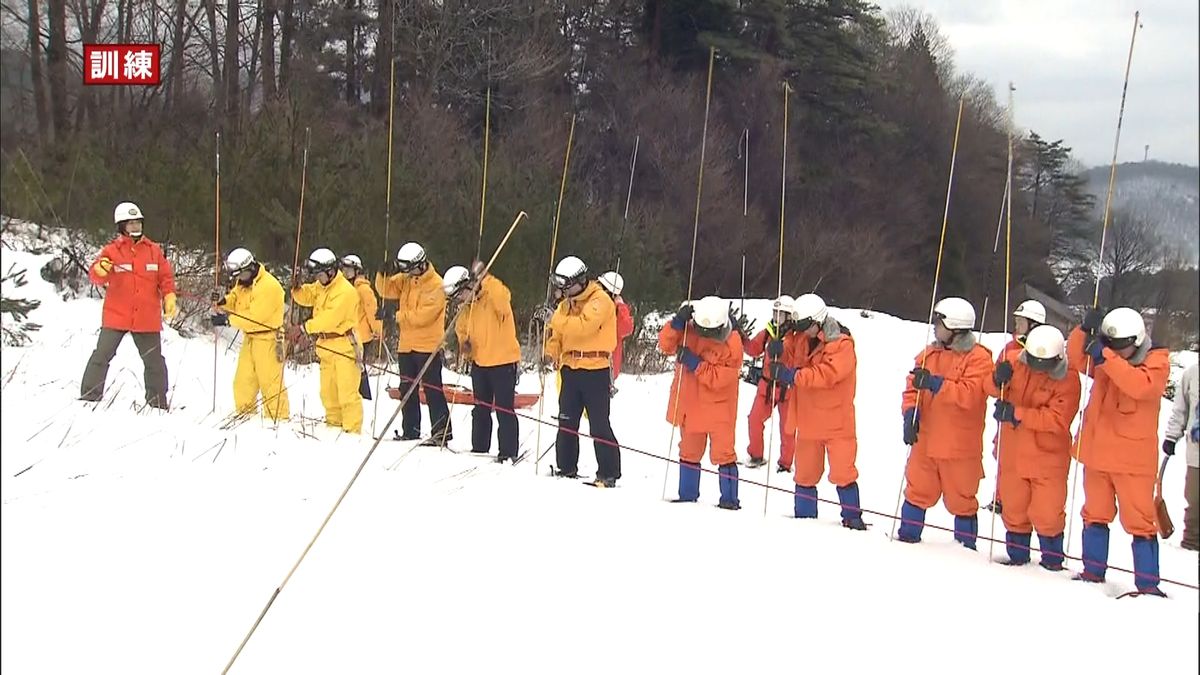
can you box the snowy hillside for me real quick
[1084,161,1200,264]
[1,234,1197,674]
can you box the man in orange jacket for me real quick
[1068,307,1170,596]
[772,294,865,529]
[545,256,620,486]
[80,201,177,409]
[985,325,1080,569]
[445,262,522,462]
[897,297,993,548]
[660,296,743,509]
[743,295,795,471]
[597,271,634,394]
[375,242,451,443]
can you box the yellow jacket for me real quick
[223,265,285,339]
[292,271,359,341]
[353,277,382,343]
[375,266,446,353]
[545,280,617,371]
[455,275,521,367]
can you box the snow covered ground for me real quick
[2,239,1197,674]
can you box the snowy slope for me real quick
[1,243,1197,675]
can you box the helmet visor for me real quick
[1026,354,1062,372]
[793,316,817,332]
[1102,335,1137,351]
[694,323,731,341]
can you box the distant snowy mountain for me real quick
[1083,161,1200,264]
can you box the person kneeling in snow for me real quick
[291,248,363,434]
[80,201,176,410]
[444,262,522,463]
[898,297,993,549]
[211,248,290,421]
[1068,307,1169,596]
[985,325,1079,570]
[660,296,743,510]
[772,294,865,529]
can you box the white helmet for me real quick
[340,254,364,270]
[113,201,144,224]
[442,265,471,296]
[933,297,975,331]
[395,242,427,272]
[1023,325,1065,361]
[1013,300,1046,325]
[306,247,338,272]
[1100,307,1147,348]
[551,256,588,291]
[792,293,828,325]
[692,296,730,330]
[598,271,624,296]
[772,294,796,316]
[225,247,256,274]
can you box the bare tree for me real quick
[28,0,49,143]
[45,0,67,139]
[1102,208,1160,306]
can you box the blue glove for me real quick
[678,347,702,372]
[902,408,920,445]
[769,360,795,385]
[911,367,943,394]
[211,313,230,327]
[1084,335,1106,365]
[671,304,695,331]
[993,400,1020,427]
[1191,407,1199,442]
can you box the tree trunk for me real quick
[224,0,241,127]
[260,0,277,98]
[245,3,262,112]
[168,0,187,108]
[28,0,49,144]
[279,0,294,91]
[46,0,68,141]
[205,0,222,110]
[344,0,357,104]
[371,0,392,116]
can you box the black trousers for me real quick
[398,351,451,438]
[470,362,519,457]
[556,366,620,480]
[80,328,169,408]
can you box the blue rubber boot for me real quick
[837,482,866,530]
[717,463,741,510]
[1075,523,1109,582]
[1038,533,1066,571]
[897,501,925,542]
[1004,531,1032,565]
[794,485,818,519]
[954,515,978,550]
[1131,536,1166,596]
[674,462,701,502]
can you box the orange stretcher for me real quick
[385,382,541,410]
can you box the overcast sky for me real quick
[873,0,1200,168]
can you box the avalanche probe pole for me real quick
[370,33,398,439]
[661,46,717,500]
[613,136,640,275]
[763,81,790,516]
[887,98,965,541]
[1065,11,1142,558]
[220,211,527,675]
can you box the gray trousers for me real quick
[1185,466,1199,549]
[80,328,169,409]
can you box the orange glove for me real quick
[94,257,113,277]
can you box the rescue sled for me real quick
[385,382,541,410]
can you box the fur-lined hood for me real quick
[931,330,976,353]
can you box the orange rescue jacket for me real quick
[784,320,857,441]
[1066,327,1169,476]
[88,235,176,333]
[545,281,617,371]
[985,351,1081,479]
[901,333,993,460]
[658,322,742,433]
